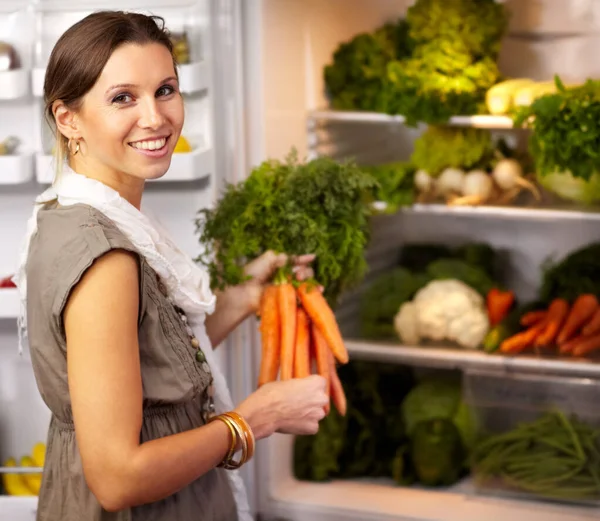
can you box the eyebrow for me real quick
[105,76,178,95]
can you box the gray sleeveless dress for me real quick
[25,202,238,521]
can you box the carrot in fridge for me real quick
[293,307,311,379]
[258,285,281,387]
[328,349,347,416]
[581,307,600,337]
[297,282,349,364]
[534,298,570,347]
[278,282,297,380]
[556,294,599,345]
[571,333,600,357]
[312,323,331,397]
[500,321,547,354]
[559,335,582,355]
[520,310,547,327]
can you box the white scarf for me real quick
[14,164,251,521]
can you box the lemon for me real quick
[173,135,192,154]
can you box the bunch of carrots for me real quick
[500,294,600,357]
[257,273,348,416]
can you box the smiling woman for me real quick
[13,10,328,521]
[45,14,184,205]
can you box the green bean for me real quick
[556,410,586,461]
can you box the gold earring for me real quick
[68,138,80,156]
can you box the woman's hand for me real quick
[241,250,316,315]
[234,375,329,440]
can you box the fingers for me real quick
[292,265,314,281]
[291,253,316,265]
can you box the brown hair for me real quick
[44,11,176,176]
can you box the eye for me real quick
[112,93,134,104]
[156,84,176,98]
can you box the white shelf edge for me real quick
[309,110,515,129]
[0,467,43,474]
[31,68,45,98]
[372,201,600,222]
[0,69,30,101]
[0,288,20,320]
[267,476,596,521]
[178,61,210,95]
[153,146,213,183]
[345,340,600,379]
[0,154,34,185]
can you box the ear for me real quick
[52,100,79,141]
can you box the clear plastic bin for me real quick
[464,369,600,508]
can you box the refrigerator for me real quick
[1,0,600,520]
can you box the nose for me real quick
[138,97,165,130]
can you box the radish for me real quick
[492,158,540,200]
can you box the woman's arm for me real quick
[204,285,253,348]
[65,250,235,512]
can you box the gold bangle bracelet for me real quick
[217,414,248,470]
[222,411,255,462]
[209,415,237,468]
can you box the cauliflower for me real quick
[394,279,489,349]
[394,301,421,345]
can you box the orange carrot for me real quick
[556,294,599,345]
[312,324,331,414]
[297,283,349,364]
[312,323,331,393]
[582,307,600,337]
[258,285,280,386]
[500,323,545,354]
[278,283,297,380]
[328,350,347,416]
[534,299,570,347]
[559,335,582,355]
[572,333,600,357]
[293,307,311,379]
[520,310,547,327]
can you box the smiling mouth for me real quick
[129,135,170,151]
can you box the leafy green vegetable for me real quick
[410,126,495,177]
[540,243,600,303]
[322,0,508,124]
[454,243,497,280]
[385,54,500,126]
[406,0,507,57]
[382,0,507,125]
[293,361,415,482]
[513,77,600,182]
[537,170,600,205]
[360,268,431,339]
[410,418,466,486]
[323,20,414,112]
[401,377,475,451]
[364,161,416,212]
[195,152,377,305]
[399,244,454,272]
[427,259,495,297]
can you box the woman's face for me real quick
[73,42,184,183]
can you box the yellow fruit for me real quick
[20,456,42,495]
[514,81,557,107]
[32,442,46,468]
[1,458,36,496]
[486,79,535,115]
[173,135,192,154]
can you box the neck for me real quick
[69,156,145,209]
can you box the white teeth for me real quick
[131,138,166,151]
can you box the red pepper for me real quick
[486,288,515,327]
